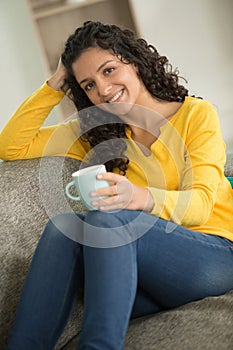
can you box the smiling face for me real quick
[72,47,150,114]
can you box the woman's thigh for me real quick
[136,216,233,308]
[83,210,233,306]
[80,210,233,313]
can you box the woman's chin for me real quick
[98,102,134,117]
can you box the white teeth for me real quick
[109,90,123,103]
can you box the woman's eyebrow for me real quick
[79,60,114,86]
[96,60,114,73]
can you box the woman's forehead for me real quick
[72,48,120,79]
[76,47,115,62]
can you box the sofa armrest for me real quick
[0,157,85,349]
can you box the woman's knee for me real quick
[85,210,139,228]
[84,210,141,248]
[85,210,113,227]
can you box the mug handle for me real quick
[65,181,81,201]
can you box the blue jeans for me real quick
[7,210,233,350]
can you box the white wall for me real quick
[0,0,53,132]
[130,0,233,152]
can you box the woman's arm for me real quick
[0,83,65,160]
[0,60,71,160]
[148,101,226,226]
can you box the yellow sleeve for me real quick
[148,100,226,226]
[0,82,87,161]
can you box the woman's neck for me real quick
[141,92,183,120]
[127,95,183,149]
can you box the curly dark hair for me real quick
[61,21,189,173]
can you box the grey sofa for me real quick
[1,155,233,350]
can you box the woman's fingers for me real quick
[96,172,124,183]
[90,172,154,212]
[91,177,134,210]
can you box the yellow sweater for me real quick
[1,82,233,240]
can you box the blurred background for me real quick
[0,0,233,151]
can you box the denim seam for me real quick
[162,229,233,250]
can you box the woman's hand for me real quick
[47,58,68,92]
[90,172,154,212]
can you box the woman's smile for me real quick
[107,89,124,103]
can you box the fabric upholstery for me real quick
[0,155,233,349]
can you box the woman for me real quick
[2,21,233,350]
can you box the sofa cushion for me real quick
[227,177,233,188]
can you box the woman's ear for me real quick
[133,63,140,77]
[133,63,139,72]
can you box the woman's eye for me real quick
[85,82,94,91]
[104,67,115,75]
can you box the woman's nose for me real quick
[97,80,112,97]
